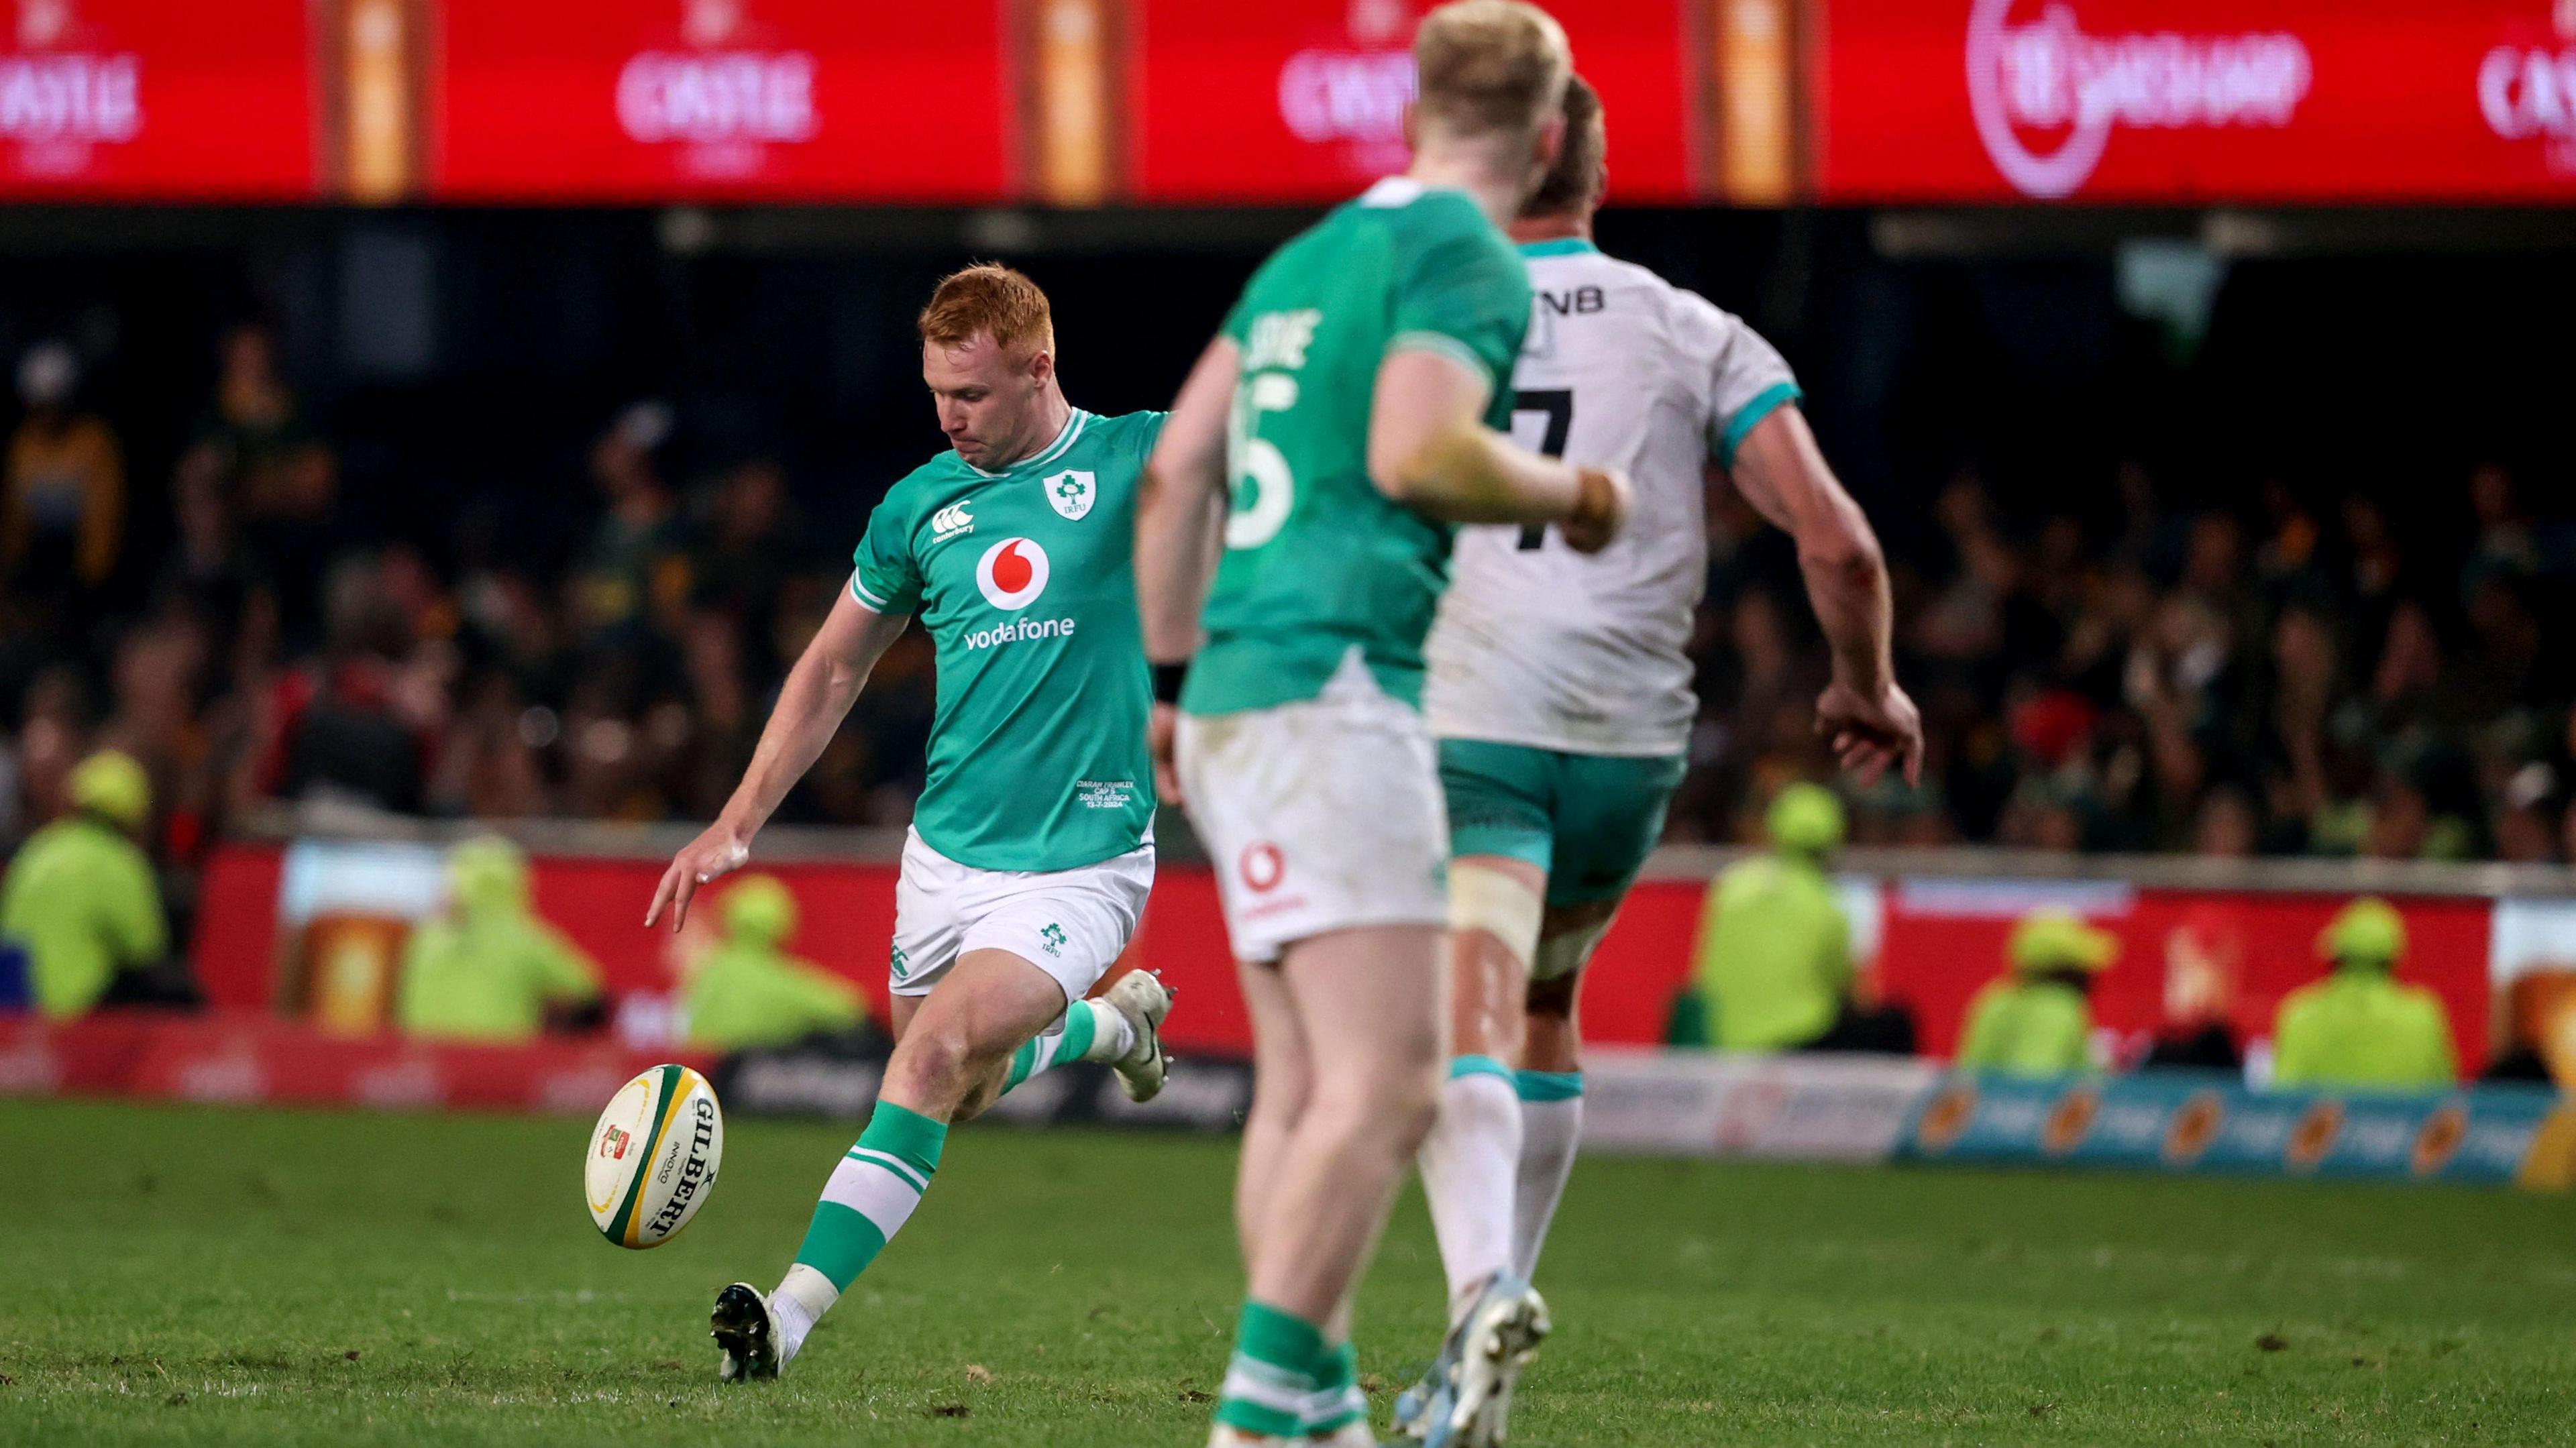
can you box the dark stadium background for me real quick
[1,207,2568,859]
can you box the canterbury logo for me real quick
[931,501,974,540]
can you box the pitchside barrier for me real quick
[10,807,2575,1188]
[186,808,2576,1068]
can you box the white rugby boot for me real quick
[1419,1274,1548,1447]
[1102,968,1174,1102]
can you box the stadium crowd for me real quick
[0,323,2570,950]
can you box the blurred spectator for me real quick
[2135,906,2244,1072]
[1954,909,2114,1076]
[11,663,93,834]
[1679,784,1913,1053]
[2269,898,2457,1090]
[244,555,436,814]
[395,836,602,1042]
[0,751,173,1017]
[570,402,689,650]
[2484,970,2576,1086]
[3,341,124,601]
[681,874,867,1052]
[178,325,337,645]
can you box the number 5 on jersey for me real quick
[1227,372,1296,549]
[1226,309,1324,551]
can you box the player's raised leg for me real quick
[716,948,1064,1379]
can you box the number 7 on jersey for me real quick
[1510,388,1573,550]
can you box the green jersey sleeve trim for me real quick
[850,492,925,614]
[1716,382,1803,470]
[1387,329,1497,392]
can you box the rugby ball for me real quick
[586,1064,724,1249]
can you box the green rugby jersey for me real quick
[850,407,1163,873]
[1182,177,1533,716]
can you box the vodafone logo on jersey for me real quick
[1964,0,2311,199]
[975,537,1051,611]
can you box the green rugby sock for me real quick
[1214,1300,1328,1437]
[1304,1339,1365,1434]
[1002,999,1128,1095]
[792,1101,948,1291]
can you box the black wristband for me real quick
[1151,661,1189,705]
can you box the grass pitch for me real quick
[5,1099,2573,1446]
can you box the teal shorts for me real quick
[1437,739,1688,907]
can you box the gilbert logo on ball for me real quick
[976,537,1051,610]
[587,1064,725,1249]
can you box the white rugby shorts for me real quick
[1176,655,1448,964]
[888,827,1154,1004]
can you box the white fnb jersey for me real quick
[1426,238,1802,757]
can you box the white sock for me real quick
[1510,1072,1583,1282]
[771,1263,838,1363]
[1075,997,1136,1062]
[1418,1057,1523,1323]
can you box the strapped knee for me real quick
[1448,860,1544,970]
[1530,913,1613,983]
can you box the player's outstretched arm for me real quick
[1727,405,1922,787]
[1135,337,1238,805]
[645,592,909,930]
[1366,348,1629,551]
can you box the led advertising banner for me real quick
[1814,0,2576,203]
[1127,0,1699,203]
[0,0,314,199]
[430,0,1012,203]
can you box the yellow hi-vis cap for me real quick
[448,835,530,913]
[2009,908,2118,974]
[1766,783,1846,855]
[68,750,150,828]
[2320,897,2406,968]
[720,874,798,945]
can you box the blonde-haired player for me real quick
[1136,4,1629,1444]
[651,264,1177,1383]
[1395,75,1921,1443]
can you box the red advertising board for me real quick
[1815,0,2576,203]
[431,0,1010,203]
[1130,0,1695,203]
[0,0,313,199]
[193,841,2499,1075]
[1874,881,2493,1068]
